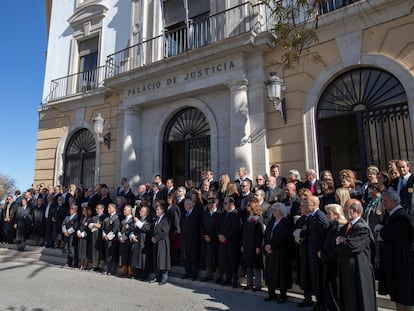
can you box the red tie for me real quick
[346,222,352,234]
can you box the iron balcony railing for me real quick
[106,2,266,78]
[43,1,361,103]
[47,66,106,102]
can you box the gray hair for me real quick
[289,169,301,180]
[271,202,287,217]
[382,190,401,204]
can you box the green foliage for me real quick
[263,0,325,70]
[0,174,16,202]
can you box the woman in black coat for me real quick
[319,204,347,311]
[166,193,181,266]
[77,206,92,270]
[241,199,264,291]
[263,202,293,303]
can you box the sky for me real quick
[0,2,46,191]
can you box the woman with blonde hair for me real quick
[218,173,230,211]
[319,203,346,311]
[335,187,351,209]
[241,199,264,291]
[226,182,240,209]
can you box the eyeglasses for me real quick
[208,201,215,204]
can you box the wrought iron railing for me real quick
[106,2,265,78]
[47,66,106,102]
[44,1,361,103]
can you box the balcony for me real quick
[106,1,268,78]
[44,66,106,103]
[42,1,364,104]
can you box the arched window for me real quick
[163,108,210,186]
[63,129,96,187]
[317,67,412,179]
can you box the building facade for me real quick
[36,0,414,189]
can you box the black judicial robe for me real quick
[380,207,414,306]
[336,218,377,311]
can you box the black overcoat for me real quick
[336,218,377,311]
[263,217,292,290]
[380,207,414,306]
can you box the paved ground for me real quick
[0,255,299,311]
[0,245,395,311]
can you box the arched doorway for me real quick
[163,108,210,186]
[63,128,96,187]
[317,67,413,180]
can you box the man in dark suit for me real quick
[254,189,271,225]
[396,159,414,226]
[206,170,219,191]
[336,199,377,311]
[380,190,414,311]
[61,204,80,267]
[180,199,202,281]
[239,180,255,222]
[103,203,120,275]
[270,164,287,189]
[306,195,329,311]
[150,182,163,209]
[162,178,176,203]
[234,166,253,193]
[120,184,136,207]
[303,169,322,196]
[265,176,286,204]
[282,182,301,218]
[217,196,242,287]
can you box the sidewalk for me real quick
[0,243,395,310]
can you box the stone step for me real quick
[0,244,395,310]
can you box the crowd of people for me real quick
[1,161,414,311]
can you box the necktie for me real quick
[346,222,352,234]
[310,182,315,194]
[186,211,191,218]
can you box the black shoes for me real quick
[297,299,314,307]
[181,274,191,280]
[243,285,253,291]
[264,296,277,302]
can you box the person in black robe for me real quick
[380,190,414,311]
[90,204,107,272]
[166,193,181,266]
[180,199,202,281]
[151,201,171,285]
[216,196,241,288]
[118,205,134,277]
[320,204,347,311]
[336,198,377,311]
[103,203,120,275]
[200,197,220,281]
[44,194,56,248]
[130,206,152,281]
[32,198,45,246]
[292,200,314,308]
[242,199,264,292]
[14,198,32,251]
[263,202,292,302]
[307,195,330,310]
[62,204,80,267]
[52,196,67,249]
[77,206,92,270]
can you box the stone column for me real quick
[118,107,142,189]
[227,79,253,179]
